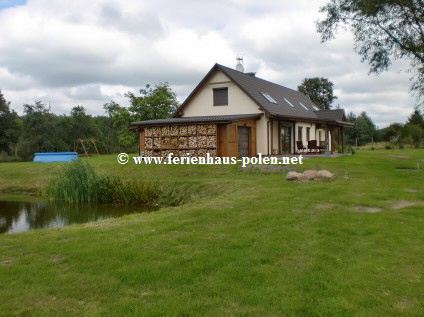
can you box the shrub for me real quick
[46,160,160,206]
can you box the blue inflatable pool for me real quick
[33,152,78,162]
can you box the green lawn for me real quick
[0,150,423,316]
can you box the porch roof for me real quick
[129,113,263,128]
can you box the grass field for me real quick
[0,149,423,316]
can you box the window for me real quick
[283,97,295,108]
[306,127,311,141]
[299,102,309,111]
[213,87,228,106]
[261,92,277,104]
[312,105,319,111]
[297,127,303,141]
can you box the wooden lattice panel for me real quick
[206,124,216,135]
[187,125,196,135]
[145,138,153,149]
[197,136,207,148]
[188,136,197,148]
[161,126,170,136]
[197,149,207,157]
[170,126,179,136]
[153,138,161,149]
[179,137,188,149]
[142,123,217,158]
[186,149,197,156]
[207,135,216,148]
[151,127,161,136]
[207,149,217,157]
[179,125,188,135]
[197,124,207,135]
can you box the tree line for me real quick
[0,83,178,161]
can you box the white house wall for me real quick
[182,71,262,117]
[182,70,268,155]
[294,122,315,146]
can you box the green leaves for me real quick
[316,0,424,103]
[126,82,179,121]
[297,77,338,110]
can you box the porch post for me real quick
[270,119,274,155]
[330,127,335,154]
[325,125,329,153]
[341,127,344,153]
[278,121,281,155]
[293,122,296,154]
[338,127,342,154]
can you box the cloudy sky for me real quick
[0,0,417,128]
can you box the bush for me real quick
[46,160,160,206]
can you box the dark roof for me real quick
[315,109,345,122]
[130,113,263,128]
[175,63,347,124]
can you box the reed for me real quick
[46,160,161,205]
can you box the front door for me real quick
[280,125,292,154]
[237,126,250,158]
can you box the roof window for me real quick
[299,102,309,111]
[311,105,320,111]
[283,97,295,108]
[261,92,277,104]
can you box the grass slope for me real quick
[0,150,423,316]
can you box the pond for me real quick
[0,196,157,234]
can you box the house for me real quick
[129,63,353,158]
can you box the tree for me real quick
[345,111,378,145]
[316,0,424,103]
[405,123,423,147]
[69,106,99,140]
[103,101,137,151]
[0,90,21,155]
[297,77,338,109]
[407,107,424,127]
[380,122,404,141]
[126,82,179,121]
[17,102,59,160]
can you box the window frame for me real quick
[213,87,228,106]
[297,126,303,142]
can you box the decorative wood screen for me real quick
[142,124,217,157]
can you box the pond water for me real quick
[0,198,157,234]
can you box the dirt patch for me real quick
[389,201,417,209]
[394,297,412,310]
[352,206,383,213]
[390,155,410,159]
[316,203,336,210]
[0,258,14,266]
[404,188,419,193]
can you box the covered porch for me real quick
[268,118,352,156]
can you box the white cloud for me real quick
[0,0,417,127]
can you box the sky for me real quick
[0,0,418,128]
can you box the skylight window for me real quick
[312,105,320,111]
[283,98,295,108]
[299,102,309,111]
[261,92,277,104]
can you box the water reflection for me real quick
[0,200,157,234]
